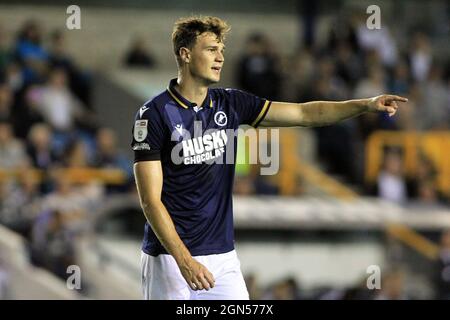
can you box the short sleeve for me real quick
[225,89,271,127]
[130,104,166,162]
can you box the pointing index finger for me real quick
[387,95,408,102]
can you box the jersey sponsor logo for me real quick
[180,129,228,164]
[132,142,151,151]
[214,111,227,126]
[134,119,148,142]
[175,124,183,135]
[139,105,149,118]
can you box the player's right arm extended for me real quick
[133,160,215,291]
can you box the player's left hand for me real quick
[367,94,408,117]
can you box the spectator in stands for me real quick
[354,66,387,140]
[283,277,303,300]
[36,68,85,133]
[396,83,420,130]
[418,64,449,130]
[14,20,49,85]
[49,30,73,71]
[0,119,29,169]
[406,155,437,200]
[374,268,409,300]
[262,277,302,300]
[377,59,413,130]
[409,31,432,83]
[236,33,281,100]
[288,48,315,102]
[383,58,412,131]
[388,59,411,96]
[3,62,24,95]
[49,29,93,108]
[26,123,57,170]
[341,277,377,300]
[376,148,407,204]
[92,127,133,192]
[416,155,437,182]
[0,169,42,237]
[434,229,450,299]
[334,41,364,90]
[41,167,103,233]
[320,275,376,300]
[356,17,397,68]
[12,85,45,140]
[354,64,386,101]
[326,15,360,55]
[35,68,98,153]
[416,179,441,205]
[61,139,90,168]
[244,273,262,300]
[41,170,84,227]
[123,36,157,68]
[314,57,349,100]
[298,0,319,48]
[31,209,76,280]
[306,57,356,181]
[93,127,130,173]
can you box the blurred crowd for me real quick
[229,12,450,300]
[0,20,134,284]
[232,15,449,206]
[244,229,450,300]
[373,147,448,208]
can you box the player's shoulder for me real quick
[141,90,169,109]
[210,87,241,99]
[134,91,169,119]
[211,87,256,103]
[211,87,238,93]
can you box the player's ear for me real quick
[179,47,191,64]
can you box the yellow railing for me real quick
[386,224,439,260]
[366,131,450,196]
[275,129,358,199]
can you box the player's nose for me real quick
[215,51,224,63]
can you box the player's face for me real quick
[188,32,225,85]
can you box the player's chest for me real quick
[163,107,237,139]
[162,107,237,164]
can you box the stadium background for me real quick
[0,0,449,300]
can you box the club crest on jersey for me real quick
[134,119,148,142]
[214,111,227,126]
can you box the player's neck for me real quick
[175,74,208,107]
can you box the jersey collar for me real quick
[167,78,213,109]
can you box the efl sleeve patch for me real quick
[134,119,148,142]
[130,105,165,162]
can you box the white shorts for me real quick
[140,250,249,300]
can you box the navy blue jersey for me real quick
[131,78,271,256]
